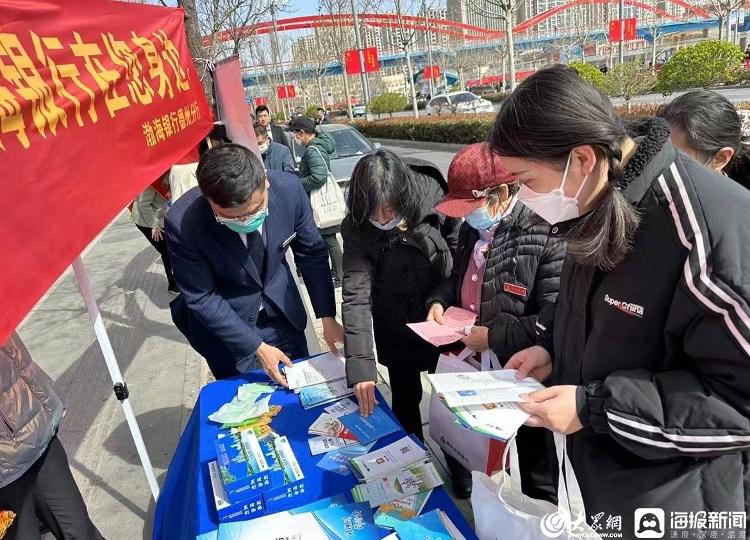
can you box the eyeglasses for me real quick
[213,204,267,225]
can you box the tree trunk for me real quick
[501,56,506,89]
[177,0,213,106]
[404,49,419,118]
[459,68,465,91]
[505,16,517,91]
[719,16,724,41]
[342,72,354,120]
[651,33,657,72]
[317,76,325,108]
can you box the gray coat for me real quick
[0,333,62,488]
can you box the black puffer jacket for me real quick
[342,159,461,386]
[549,118,750,536]
[427,201,566,363]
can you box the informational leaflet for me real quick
[374,490,433,527]
[351,462,444,508]
[338,407,401,445]
[300,379,354,409]
[406,307,477,347]
[324,398,360,418]
[285,352,346,390]
[309,413,358,441]
[316,442,377,475]
[308,435,358,456]
[393,509,461,540]
[348,435,430,482]
[452,401,531,442]
[427,369,544,408]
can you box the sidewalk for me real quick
[18,210,473,539]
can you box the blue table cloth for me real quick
[153,368,477,540]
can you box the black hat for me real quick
[289,115,316,134]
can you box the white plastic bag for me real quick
[472,432,601,540]
[308,146,346,229]
[428,348,505,474]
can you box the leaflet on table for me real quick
[214,431,284,504]
[351,462,444,508]
[308,435,358,456]
[324,398,360,418]
[451,401,531,441]
[215,502,388,540]
[316,442,377,475]
[338,406,401,445]
[309,412,358,440]
[348,435,430,482]
[285,352,346,389]
[300,379,354,409]
[391,509,462,540]
[406,307,477,347]
[374,490,433,528]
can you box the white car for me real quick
[426,91,495,116]
[353,104,367,117]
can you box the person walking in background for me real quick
[290,115,343,287]
[342,149,461,440]
[131,174,178,294]
[426,142,566,500]
[166,144,343,382]
[255,105,290,150]
[657,90,750,190]
[315,107,330,125]
[495,65,750,534]
[255,124,295,174]
[0,332,103,540]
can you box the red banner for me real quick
[255,96,269,106]
[0,0,212,343]
[344,49,360,75]
[214,56,257,155]
[609,19,623,42]
[424,65,441,79]
[276,85,295,99]
[363,47,379,73]
[624,17,637,40]
[286,84,296,98]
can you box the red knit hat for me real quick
[435,142,514,218]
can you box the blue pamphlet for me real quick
[338,407,401,445]
[392,509,454,540]
[316,442,377,476]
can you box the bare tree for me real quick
[247,35,287,116]
[291,30,331,107]
[705,0,744,41]
[643,13,667,71]
[569,4,593,62]
[466,0,521,90]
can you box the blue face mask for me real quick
[220,210,267,234]
[369,216,402,231]
[464,205,502,230]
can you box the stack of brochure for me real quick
[285,353,358,409]
[426,369,545,441]
[347,435,445,508]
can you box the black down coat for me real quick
[342,159,461,386]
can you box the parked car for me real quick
[284,123,380,188]
[353,104,367,117]
[426,91,495,116]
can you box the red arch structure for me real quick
[204,0,711,46]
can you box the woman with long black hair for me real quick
[497,66,750,535]
[342,150,461,439]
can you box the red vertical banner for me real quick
[344,49,361,75]
[624,17,637,40]
[363,47,379,73]
[0,0,213,342]
[431,65,441,79]
[276,85,287,99]
[424,65,432,79]
[255,96,269,106]
[609,19,623,42]
[286,84,296,98]
[214,56,257,154]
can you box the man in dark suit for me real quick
[165,144,344,384]
[255,105,290,150]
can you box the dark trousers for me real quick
[135,224,176,290]
[383,353,436,441]
[322,233,342,281]
[235,310,309,374]
[0,436,103,540]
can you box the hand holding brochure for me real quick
[285,352,347,390]
[406,307,477,347]
[427,369,544,407]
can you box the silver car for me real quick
[426,91,495,116]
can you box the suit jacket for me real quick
[269,124,290,150]
[165,170,336,374]
[262,141,296,174]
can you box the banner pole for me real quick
[71,257,160,501]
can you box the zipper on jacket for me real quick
[0,408,17,446]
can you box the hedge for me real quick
[353,104,749,144]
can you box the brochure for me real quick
[308,435,358,456]
[351,462,444,508]
[406,307,477,347]
[427,369,544,407]
[451,401,531,441]
[348,435,430,482]
[374,490,433,528]
[392,509,460,540]
[338,407,401,444]
[300,379,354,409]
[285,352,346,389]
[316,442,377,476]
[324,398,360,418]
[309,412,358,441]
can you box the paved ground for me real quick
[17,143,460,539]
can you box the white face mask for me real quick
[518,153,589,225]
[369,216,402,231]
[258,141,270,153]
